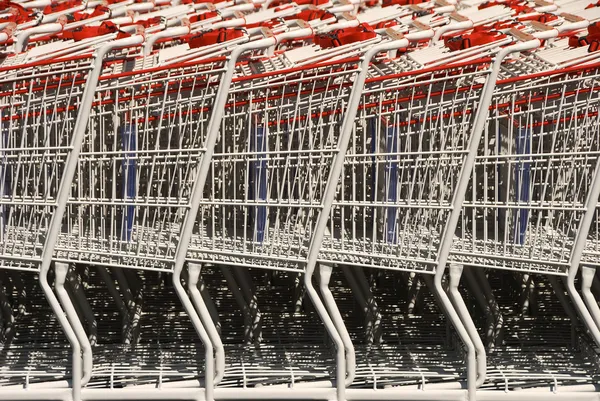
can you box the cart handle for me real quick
[432,12,473,42]
[557,13,589,33]
[14,19,64,52]
[527,20,558,40]
[144,16,190,54]
[264,18,312,54]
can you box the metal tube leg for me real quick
[592,273,600,298]
[547,276,578,323]
[407,273,422,315]
[563,135,600,346]
[319,264,356,386]
[0,276,14,344]
[126,284,144,346]
[429,40,540,400]
[464,268,494,349]
[9,272,27,316]
[113,268,134,307]
[426,273,476,398]
[0,294,3,343]
[352,268,382,344]
[581,267,600,330]
[292,273,305,315]
[220,266,253,344]
[40,267,82,399]
[123,269,142,297]
[166,37,279,401]
[232,268,262,343]
[122,270,143,345]
[55,262,93,398]
[97,267,129,341]
[172,269,215,401]
[340,266,368,310]
[35,37,143,401]
[67,269,98,347]
[529,278,539,316]
[303,272,347,401]
[547,275,579,347]
[302,39,413,401]
[340,266,371,343]
[472,269,504,348]
[188,263,225,385]
[448,265,487,387]
[112,268,136,343]
[518,274,533,316]
[198,266,221,335]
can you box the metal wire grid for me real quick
[582,206,600,265]
[52,57,231,271]
[2,5,600,397]
[451,62,600,274]
[0,271,71,387]
[186,58,365,271]
[317,58,493,272]
[480,272,600,390]
[0,56,95,272]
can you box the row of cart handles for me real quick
[0,0,598,52]
[0,0,600,398]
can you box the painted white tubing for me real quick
[144,25,191,55]
[14,22,63,52]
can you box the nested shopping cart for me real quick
[163,16,511,401]
[0,30,144,398]
[4,1,600,400]
[443,24,600,387]
[45,28,252,395]
[298,27,542,395]
[41,20,372,397]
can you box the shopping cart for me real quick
[436,18,600,391]
[0,31,144,398]
[2,1,600,401]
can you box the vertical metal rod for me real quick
[169,37,276,400]
[38,37,143,400]
[302,39,410,401]
[55,262,93,400]
[232,268,262,342]
[97,267,129,342]
[220,266,253,344]
[432,38,541,399]
[319,264,356,385]
[448,265,487,387]
[188,263,225,385]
